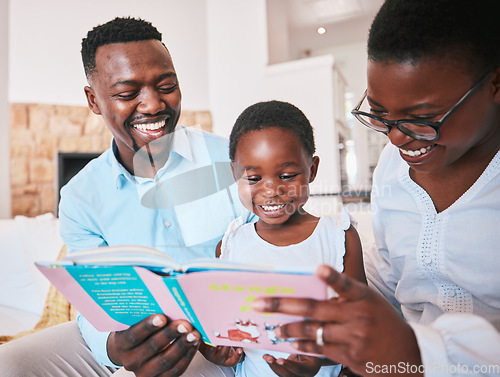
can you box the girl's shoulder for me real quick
[223,216,255,236]
[319,208,353,232]
[219,217,256,258]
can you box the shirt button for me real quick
[424,257,432,265]
[449,290,456,297]
[164,221,172,227]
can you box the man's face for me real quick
[84,40,182,175]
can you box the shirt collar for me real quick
[170,125,193,162]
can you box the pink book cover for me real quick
[174,270,328,354]
[36,262,328,355]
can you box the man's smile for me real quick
[133,120,165,132]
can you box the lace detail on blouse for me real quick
[395,150,500,313]
[398,165,478,314]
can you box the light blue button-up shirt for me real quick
[59,126,255,366]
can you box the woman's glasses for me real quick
[351,72,491,141]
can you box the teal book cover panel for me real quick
[66,265,162,326]
[162,277,211,343]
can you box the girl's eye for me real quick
[243,176,260,184]
[280,174,298,181]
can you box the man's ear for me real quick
[309,155,320,183]
[492,66,500,103]
[84,86,101,115]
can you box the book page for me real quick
[37,265,188,331]
[63,245,182,271]
[176,270,327,355]
[65,266,166,328]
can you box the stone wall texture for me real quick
[9,103,212,218]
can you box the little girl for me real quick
[200,100,366,377]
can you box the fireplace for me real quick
[57,152,101,213]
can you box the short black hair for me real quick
[81,17,163,79]
[368,0,500,76]
[229,100,315,161]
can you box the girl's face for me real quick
[366,59,500,173]
[232,127,319,227]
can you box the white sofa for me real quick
[0,213,63,336]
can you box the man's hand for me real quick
[263,354,322,377]
[199,343,243,367]
[107,314,200,377]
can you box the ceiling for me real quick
[286,0,384,32]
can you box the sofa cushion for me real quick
[0,245,76,344]
[0,305,41,336]
[0,213,63,317]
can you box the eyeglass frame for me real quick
[350,71,492,141]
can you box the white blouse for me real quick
[220,213,350,377]
[365,144,500,377]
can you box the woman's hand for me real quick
[253,265,423,377]
[199,343,243,367]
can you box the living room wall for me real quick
[4,0,376,218]
[9,0,210,109]
[5,0,273,218]
[0,0,9,218]
[6,0,213,218]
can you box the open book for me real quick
[36,245,328,354]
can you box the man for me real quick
[0,17,253,377]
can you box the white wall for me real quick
[206,1,341,194]
[266,0,290,65]
[314,41,372,188]
[263,55,341,194]
[207,0,268,138]
[1,0,10,218]
[8,0,209,110]
[6,0,375,204]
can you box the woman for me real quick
[253,1,500,376]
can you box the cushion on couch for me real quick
[0,245,76,344]
[0,213,66,338]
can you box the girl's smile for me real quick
[256,201,291,219]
